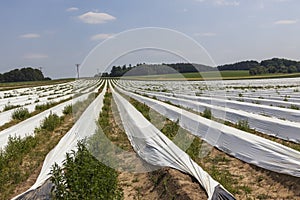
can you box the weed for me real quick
[3,104,20,111]
[236,120,250,132]
[50,142,123,200]
[202,108,212,119]
[11,108,31,120]
[290,104,299,110]
[63,104,73,115]
[41,114,61,131]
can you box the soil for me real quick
[199,147,300,200]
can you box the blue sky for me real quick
[0,0,299,78]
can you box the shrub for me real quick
[50,142,123,200]
[202,108,212,119]
[41,114,61,131]
[63,105,73,115]
[290,104,299,110]
[236,120,250,132]
[35,102,53,111]
[11,108,31,120]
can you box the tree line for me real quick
[218,58,300,75]
[100,63,215,77]
[0,67,50,82]
[99,58,300,77]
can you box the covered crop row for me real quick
[13,81,107,199]
[110,83,234,200]
[117,80,300,123]
[0,80,103,149]
[113,83,300,177]
[115,82,300,143]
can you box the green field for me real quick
[119,70,300,81]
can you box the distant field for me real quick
[120,70,300,81]
[0,78,75,91]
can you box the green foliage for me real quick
[208,165,239,195]
[109,63,215,77]
[63,105,73,115]
[129,98,150,121]
[236,120,250,132]
[11,107,31,120]
[218,60,259,71]
[290,104,299,110]
[3,104,20,111]
[202,108,212,119]
[35,102,55,112]
[249,58,300,75]
[98,92,112,127]
[50,142,123,200]
[161,120,180,140]
[0,67,49,83]
[41,114,61,131]
[186,137,202,160]
[0,135,38,199]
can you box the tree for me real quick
[288,65,297,73]
[0,67,50,83]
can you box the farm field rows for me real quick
[120,71,300,81]
[0,77,300,199]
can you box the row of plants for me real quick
[0,97,73,132]
[50,142,122,200]
[50,88,123,200]
[0,106,71,199]
[0,90,102,199]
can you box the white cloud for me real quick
[195,32,217,37]
[90,33,115,41]
[78,12,116,24]
[23,53,48,59]
[19,33,40,39]
[66,7,79,12]
[214,0,240,6]
[274,20,297,25]
[195,0,240,6]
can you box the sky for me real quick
[0,0,299,78]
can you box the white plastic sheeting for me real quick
[0,92,93,149]
[0,94,73,127]
[122,82,300,123]
[116,78,300,104]
[115,85,300,177]
[171,93,300,123]
[13,81,107,200]
[117,84,300,143]
[111,85,234,200]
[204,95,300,108]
